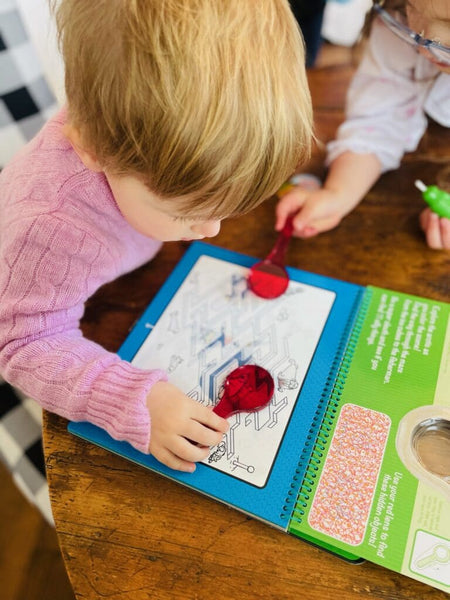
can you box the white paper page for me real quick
[133,255,335,487]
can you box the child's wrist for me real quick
[323,182,362,214]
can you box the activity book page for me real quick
[130,253,334,488]
[289,285,450,593]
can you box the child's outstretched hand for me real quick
[275,186,349,238]
[419,208,450,250]
[146,381,229,472]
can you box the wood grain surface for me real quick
[43,48,450,600]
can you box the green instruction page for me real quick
[289,286,450,593]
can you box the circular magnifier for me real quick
[412,418,450,481]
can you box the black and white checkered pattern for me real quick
[0,380,53,524]
[0,3,58,168]
[1,2,57,524]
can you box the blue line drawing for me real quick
[132,256,335,487]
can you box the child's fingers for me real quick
[172,436,211,463]
[275,190,307,231]
[152,436,210,470]
[292,197,343,236]
[152,446,198,473]
[297,226,319,238]
[440,218,450,249]
[291,206,321,236]
[193,404,230,433]
[426,214,450,250]
[424,211,444,249]
[184,419,225,448]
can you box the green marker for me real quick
[415,180,450,219]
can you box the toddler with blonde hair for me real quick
[0,0,312,472]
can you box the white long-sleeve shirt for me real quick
[327,19,450,172]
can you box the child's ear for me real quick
[63,123,103,172]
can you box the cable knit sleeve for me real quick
[0,211,167,453]
[326,20,438,173]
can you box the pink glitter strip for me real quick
[308,404,391,545]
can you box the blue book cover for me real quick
[69,241,363,561]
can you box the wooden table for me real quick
[43,54,450,600]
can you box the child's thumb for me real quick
[275,190,308,230]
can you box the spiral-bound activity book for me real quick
[69,241,450,593]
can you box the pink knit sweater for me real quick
[0,110,167,453]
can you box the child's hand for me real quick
[419,208,450,250]
[275,186,348,238]
[146,381,229,472]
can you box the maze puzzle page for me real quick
[132,255,335,487]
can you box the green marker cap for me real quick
[415,180,450,220]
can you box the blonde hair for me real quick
[53,0,312,217]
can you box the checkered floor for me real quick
[0,3,61,525]
[0,3,59,168]
[0,381,53,524]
